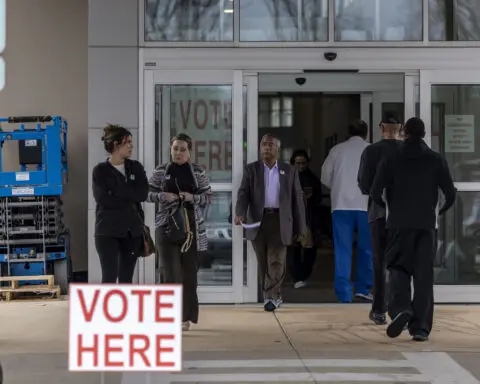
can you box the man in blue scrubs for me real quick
[321,120,373,303]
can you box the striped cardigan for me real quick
[146,162,212,252]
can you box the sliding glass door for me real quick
[421,70,480,303]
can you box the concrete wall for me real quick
[0,0,88,271]
[88,0,140,282]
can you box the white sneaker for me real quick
[182,321,191,331]
[294,281,307,289]
[355,292,373,302]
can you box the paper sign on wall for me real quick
[444,115,475,153]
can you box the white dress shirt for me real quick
[321,136,370,212]
[264,161,280,208]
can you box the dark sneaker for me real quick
[369,310,387,325]
[386,311,413,338]
[264,300,276,312]
[412,332,429,342]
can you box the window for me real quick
[259,96,293,128]
[145,0,233,41]
[334,0,423,41]
[429,0,480,41]
[431,85,480,182]
[240,0,328,41]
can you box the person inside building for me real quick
[357,112,403,325]
[92,124,149,284]
[146,133,212,332]
[320,120,373,303]
[371,117,456,342]
[287,149,322,289]
[235,134,306,312]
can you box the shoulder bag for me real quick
[166,198,194,253]
[133,203,156,257]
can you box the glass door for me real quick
[141,70,246,303]
[420,70,480,303]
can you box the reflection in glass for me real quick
[432,85,480,182]
[334,0,422,41]
[429,0,480,41]
[436,192,480,284]
[145,0,233,41]
[240,0,328,41]
[199,192,233,286]
[259,95,294,128]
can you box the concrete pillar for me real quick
[88,0,140,283]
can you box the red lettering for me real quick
[155,290,174,323]
[156,335,175,367]
[194,100,208,129]
[78,289,100,322]
[209,141,222,170]
[103,290,128,323]
[210,100,220,128]
[131,290,151,322]
[129,334,150,368]
[225,140,232,170]
[194,141,207,169]
[224,102,232,129]
[77,334,99,367]
[104,335,123,367]
[180,100,191,130]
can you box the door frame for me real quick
[420,70,480,303]
[141,69,247,303]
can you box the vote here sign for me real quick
[68,284,182,372]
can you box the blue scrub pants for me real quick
[332,210,373,303]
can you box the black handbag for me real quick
[134,204,156,257]
[166,199,194,253]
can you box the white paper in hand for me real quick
[241,221,261,230]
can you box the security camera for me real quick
[324,52,337,61]
[295,77,306,86]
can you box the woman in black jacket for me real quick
[92,124,149,283]
[287,149,323,288]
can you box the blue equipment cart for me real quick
[0,115,71,293]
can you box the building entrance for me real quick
[256,73,404,303]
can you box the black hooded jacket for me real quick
[358,138,402,223]
[371,138,456,230]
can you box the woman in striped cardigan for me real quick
[147,133,212,331]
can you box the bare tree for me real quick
[145,0,226,41]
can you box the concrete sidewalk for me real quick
[1,301,480,383]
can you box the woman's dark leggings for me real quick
[156,210,199,323]
[95,235,142,283]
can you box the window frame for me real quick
[139,0,480,47]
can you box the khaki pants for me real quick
[252,211,287,300]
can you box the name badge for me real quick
[130,174,135,181]
[280,170,285,175]
[165,175,171,180]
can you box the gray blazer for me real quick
[235,160,306,245]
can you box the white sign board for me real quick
[69,284,182,372]
[444,115,475,153]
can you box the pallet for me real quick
[0,275,60,301]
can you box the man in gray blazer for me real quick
[235,134,306,312]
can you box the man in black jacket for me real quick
[371,117,456,342]
[358,112,402,325]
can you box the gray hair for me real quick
[261,134,281,148]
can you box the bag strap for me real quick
[180,206,194,253]
[132,203,145,226]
